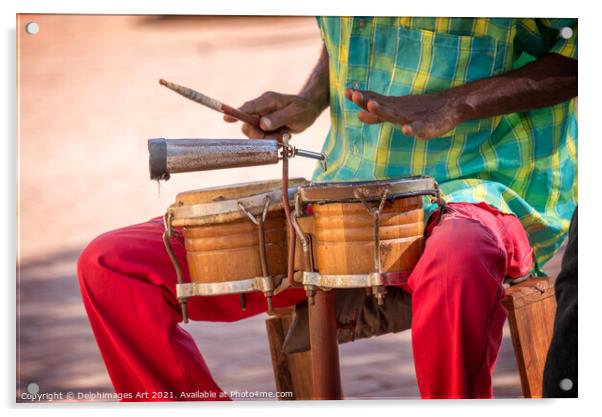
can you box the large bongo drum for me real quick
[292,176,441,304]
[163,178,308,321]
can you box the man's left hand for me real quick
[345,88,462,140]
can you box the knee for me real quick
[77,229,128,293]
[419,218,506,285]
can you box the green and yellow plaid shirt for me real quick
[312,17,578,269]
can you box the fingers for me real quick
[406,120,451,140]
[354,99,399,125]
[345,89,386,110]
[344,88,368,109]
[357,98,418,135]
[357,111,382,124]
[260,106,296,132]
[240,122,286,139]
[241,123,267,139]
[239,91,289,117]
[366,99,396,121]
[401,125,414,136]
[345,89,399,126]
[224,91,292,132]
[344,88,353,101]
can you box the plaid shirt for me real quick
[312,17,578,269]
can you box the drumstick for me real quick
[159,79,261,128]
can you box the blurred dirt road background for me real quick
[16,15,562,401]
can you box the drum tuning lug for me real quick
[304,285,316,305]
[239,294,247,311]
[266,295,274,313]
[373,286,387,306]
[365,288,372,297]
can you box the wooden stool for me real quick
[265,276,556,399]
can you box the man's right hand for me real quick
[223,91,323,139]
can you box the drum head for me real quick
[170,178,308,226]
[175,178,304,205]
[299,175,437,203]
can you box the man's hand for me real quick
[223,92,323,139]
[346,54,577,140]
[345,88,461,140]
[224,45,330,139]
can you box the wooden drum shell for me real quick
[311,196,425,275]
[183,211,287,283]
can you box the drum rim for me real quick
[175,177,307,204]
[299,175,438,203]
[169,183,306,226]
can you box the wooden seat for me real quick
[265,276,556,399]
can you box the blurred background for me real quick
[16,14,562,401]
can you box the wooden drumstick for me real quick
[159,79,261,128]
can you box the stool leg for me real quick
[309,290,343,399]
[265,309,313,400]
[502,278,557,398]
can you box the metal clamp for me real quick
[353,188,390,305]
[290,194,318,304]
[236,195,277,312]
[280,143,328,171]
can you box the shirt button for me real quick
[359,20,366,29]
[353,145,359,155]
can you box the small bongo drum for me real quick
[291,176,442,304]
[163,178,308,321]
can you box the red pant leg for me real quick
[408,203,533,399]
[77,218,306,401]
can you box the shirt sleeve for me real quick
[515,18,578,61]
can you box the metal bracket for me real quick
[176,274,290,298]
[162,211,189,323]
[353,188,390,305]
[279,142,328,171]
[236,195,277,312]
[301,271,410,289]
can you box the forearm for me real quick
[451,54,577,122]
[298,44,330,112]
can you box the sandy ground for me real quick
[16,15,563,402]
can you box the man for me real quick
[78,17,577,400]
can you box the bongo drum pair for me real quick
[163,176,442,320]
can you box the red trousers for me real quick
[77,202,533,400]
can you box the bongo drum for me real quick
[291,176,442,304]
[163,178,308,320]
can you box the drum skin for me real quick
[183,211,287,283]
[311,196,425,275]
